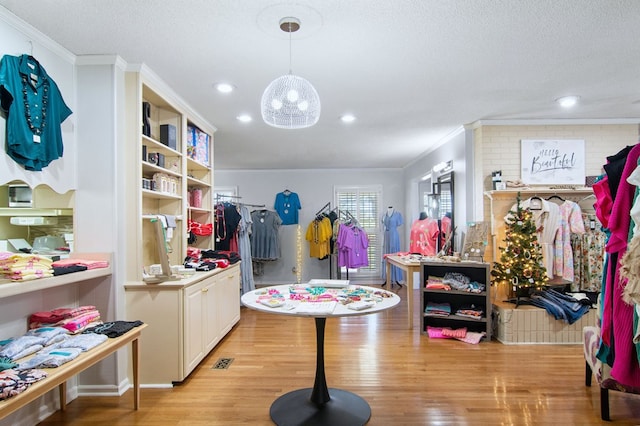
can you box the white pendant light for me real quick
[261,17,321,129]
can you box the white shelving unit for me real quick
[124,67,216,282]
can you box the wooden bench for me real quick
[0,323,147,420]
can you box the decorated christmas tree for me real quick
[491,193,547,298]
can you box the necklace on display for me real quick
[21,73,49,136]
[215,205,226,242]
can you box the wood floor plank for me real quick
[37,286,640,425]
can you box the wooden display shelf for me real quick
[0,324,147,420]
[0,208,72,217]
[0,253,112,299]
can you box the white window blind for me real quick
[334,185,382,280]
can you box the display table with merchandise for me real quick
[0,323,147,420]
[384,254,421,329]
[241,283,400,426]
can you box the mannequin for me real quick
[381,207,403,286]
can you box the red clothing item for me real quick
[409,218,439,256]
[598,143,640,389]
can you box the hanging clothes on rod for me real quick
[335,215,369,269]
[306,212,333,260]
[214,200,242,251]
[236,203,255,294]
[508,196,560,279]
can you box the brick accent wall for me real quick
[477,124,638,193]
[474,123,638,300]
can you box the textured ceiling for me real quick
[1,0,640,170]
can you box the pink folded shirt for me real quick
[51,259,109,270]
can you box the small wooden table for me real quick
[0,323,147,420]
[385,255,421,329]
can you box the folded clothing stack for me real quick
[29,305,102,334]
[0,252,53,281]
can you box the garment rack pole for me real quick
[215,194,265,208]
[315,202,331,216]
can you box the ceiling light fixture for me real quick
[340,114,356,123]
[556,95,580,108]
[261,17,321,129]
[236,114,252,123]
[215,83,235,93]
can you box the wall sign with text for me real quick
[520,139,585,185]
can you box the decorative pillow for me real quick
[441,327,467,339]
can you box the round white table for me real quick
[241,284,400,426]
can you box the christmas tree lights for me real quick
[491,193,547,297]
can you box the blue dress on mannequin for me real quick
[381,208,403,284]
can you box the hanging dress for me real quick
[552,200,585,282]
[250,210,282,260]
[238,205,255,294]
[381,211,403,283]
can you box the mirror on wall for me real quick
[433,171,454,254]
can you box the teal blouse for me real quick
[0,54,72,171]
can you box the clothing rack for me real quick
[215,194,264,208]
[339,209,358,226]
[315,201,331,216]
[216,194,241,201]
[337,209,360,280]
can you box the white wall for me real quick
[0,8,79,426]
[0,10,126,425]
[402,127,468,250]
[215,168,403,284]
[75,56,130,396]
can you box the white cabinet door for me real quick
[218,268,240,335]
[204,277,221,353]
[184,282,205,374]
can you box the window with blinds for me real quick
[334,185,382,280]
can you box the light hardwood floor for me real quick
[38,286,639,425]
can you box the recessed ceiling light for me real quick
[236,114,252,123]
[556,95,580,108]
[214,83,235,93]
[340,114,356,123]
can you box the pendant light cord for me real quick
[288,21,293,74]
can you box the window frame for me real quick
[333,184,383,281]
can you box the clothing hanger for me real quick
[529,195,543,210]
[546,194,565,202]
